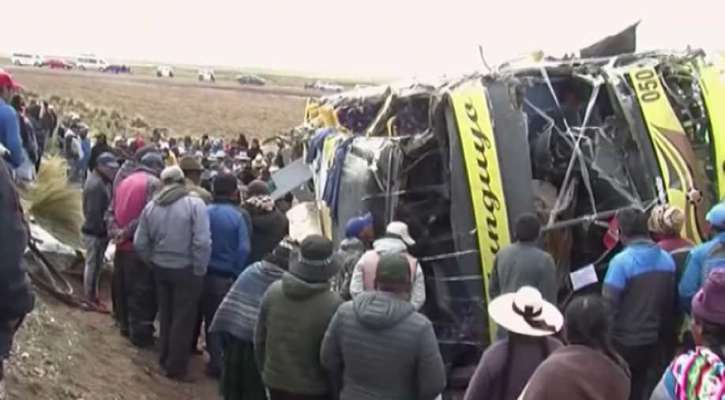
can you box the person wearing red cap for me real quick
[0,70,25,169]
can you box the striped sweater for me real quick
[209,260,284,342]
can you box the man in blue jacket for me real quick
[603,207,675,400]
[679,202,725,312]
[0,71,24,169]
[202,172,251,378]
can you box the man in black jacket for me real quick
[82,152,118,308]
[0,159,33,395]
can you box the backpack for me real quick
[671,347,725,399]
[702,241,725,284]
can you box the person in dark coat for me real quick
[463,287,563,400]
[321,253,447,400]
[255,235,342,400]
[81,152,118,307]
[210,239,293,400]
[244,180,288,264]
[0,160,33,394]
[88,133,114,173]
[247,138,262,161]
[521,295,631,400]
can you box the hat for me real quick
[345,213,373,239]
[161,165,185,183]
[692,270,725,325]
[235,152,250,161]
[247,180,270,197]
[264,238,296,270]
[376,253,412,287]
[649,204,685,235]
[488,286,563,337]
[179,155,203,172]
[385,221,415,246]
[140,152,165,171]
[0,70,22,90]
[289,235,339,283]
[96,152,119,169]
[252,154,267,169]
[212,173,238,197]
[707,203,725,230]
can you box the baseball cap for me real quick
[385,221,415,246]
[0,70,22,90]
[345,213,373,239]
[96,152,119,169]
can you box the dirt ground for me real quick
[5,289,219,400]
[8,67,307,139]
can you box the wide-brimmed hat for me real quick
[178,155,203,172]
[692,270,725,325]
[385,221,415,246]
[289,235,339,283]
[488,286,563,337]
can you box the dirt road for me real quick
[5,294,219,400]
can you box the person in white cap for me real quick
[134,165,212,381]
[463,286,563,400]
[349,221,426,309]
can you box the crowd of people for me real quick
[5,67,725,400]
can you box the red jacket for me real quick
[111,170,160,251]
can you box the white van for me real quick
[76,55,108,71]
[11,53,43,67]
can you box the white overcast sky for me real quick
[2,0,722,78]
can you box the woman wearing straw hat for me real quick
[463,287,563,400]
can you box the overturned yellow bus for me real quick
[294,49,725,383]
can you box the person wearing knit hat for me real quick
[243,179,289,264]
[201,172,251,378]
[321,253,447,400]
[680,202,725,314]
[653,270,725,399]
[255,235,343,399]
[134,158,212,381]
[210,239,294,400]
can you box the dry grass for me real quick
[22,156,83,248]
[11,68,307,139]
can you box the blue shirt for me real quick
[678,232,725,312]
[207,203,251,278]
[80,137,91,168]
[0,99,24,168]
[603,240,676,346]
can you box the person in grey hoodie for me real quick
[321,253,446,400]
[134,165,212,381]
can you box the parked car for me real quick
[76,55,108,71]
[103,64,131,74]
[305,80,345,92]
[198,68,215,82]
[43,58,74,70]
[156,65,174,78]
[11,53,43,67]
[236,74,267,86]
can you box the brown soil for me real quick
[5,291,219,400]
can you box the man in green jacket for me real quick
[255,235,342,400]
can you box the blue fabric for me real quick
[0,99,24,168]
[707,203,725,228]
[207,203,251,277]
[604,240,675,305]
[679,232,725,312]
[80,138,91,168]
[305,128,334,164]
[322,136,355,221]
